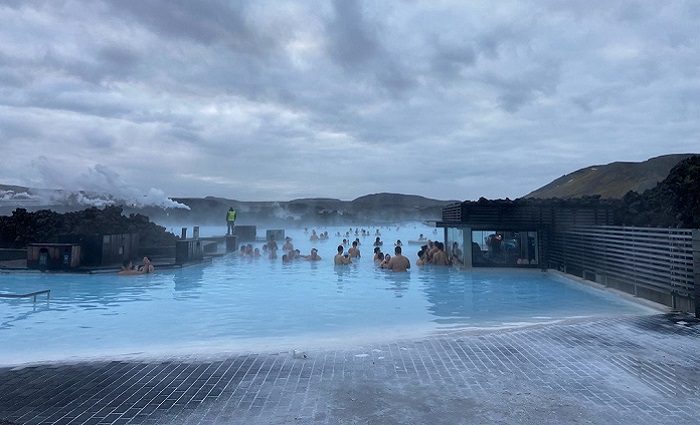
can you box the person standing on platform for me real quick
[226,207,237,235]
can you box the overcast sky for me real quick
[1,0,698,202]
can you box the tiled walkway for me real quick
[2,314,699,424]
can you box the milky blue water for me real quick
[0,224,654,365]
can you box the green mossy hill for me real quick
[619,155,700,228]
[0,206,177,248]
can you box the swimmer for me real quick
[380,254,391,269]
[267,237,278,251]
[305,248,321,261]
[137,256,155,273]
[348,240,361,258]
[450,242,463,265]
[416,248,427,266]
[373,237,383,247]
[386,246,410,272]
[117,260,140,275]
[282,237,294,253]
[430,242,450,265]
[253,248,261,257]
[310,230,319,241]
[334,245,351,265]
[373,247,384,263]
[427,241,438,262]
[395,239,402,247]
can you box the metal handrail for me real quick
[0,289,51,302]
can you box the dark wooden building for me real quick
[437,200,614,268]
[56,233,139,267]
[27,243,81,270]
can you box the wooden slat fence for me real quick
[549,226,697,310]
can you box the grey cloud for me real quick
[0,68,28,88]
[475,24,527,60]
[97,46,140,71]
[103,0,274,55]
[0,113,41,141]
[483,60,561,113]
[1,0,698,202]
[17,87,134,119]
[84,134,117,150]
[325,0,415,96]
[326,0,381,69]
[40,45,142,85]
[429,35,477,81]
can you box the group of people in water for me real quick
[118,256,155,275]
[233,227,455,273]
[331,236,410,272]
[117,226,454,275]
[235,236,323,263]
[416,241,462,266]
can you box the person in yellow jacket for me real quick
[226,207,237,235]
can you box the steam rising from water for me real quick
[6,158,190,209]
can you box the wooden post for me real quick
[463,227,473,268]
[693,230,700,317]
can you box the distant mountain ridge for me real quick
[525,154,697,199]
[0,187,457,225]
[160,192,457,225]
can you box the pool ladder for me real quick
[0,289,51,303]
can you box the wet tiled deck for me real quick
[2,314,699,424]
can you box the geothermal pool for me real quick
[0,225,655,365]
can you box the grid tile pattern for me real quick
[2,314,699,425]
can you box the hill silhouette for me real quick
[525,154,696,199]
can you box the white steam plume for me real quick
[31,158,190,209]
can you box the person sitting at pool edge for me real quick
[334,245,351,265]
[386,246,410,272]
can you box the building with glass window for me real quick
[437,199,614,268]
